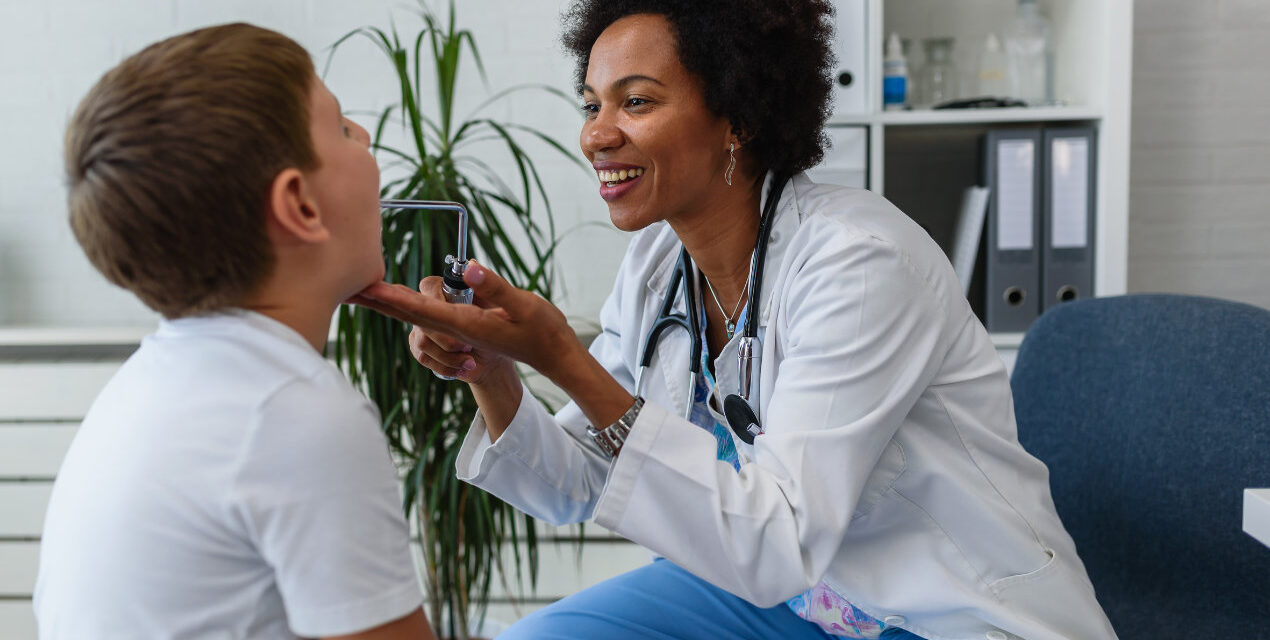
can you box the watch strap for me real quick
[586,396,645,458]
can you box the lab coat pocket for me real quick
[990,548,1119,640]
[851,440,906,521]
[987,547,1058,593]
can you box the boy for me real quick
[35,23,436,640]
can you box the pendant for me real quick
[725,321,735,339]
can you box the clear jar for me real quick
[1004,0,1053,105]
[916,37,959,108]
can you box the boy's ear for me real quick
[267,168,329,244]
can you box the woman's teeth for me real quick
[598,167,644,186]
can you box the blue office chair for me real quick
[1011,294,1270,638]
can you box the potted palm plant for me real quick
[328,2,583,637]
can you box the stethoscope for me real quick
[635,174,790,445]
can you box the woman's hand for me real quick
[402,275,515,387]
[350,261,636,437]
[348,262,580,383]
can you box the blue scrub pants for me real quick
[498,558,924,639]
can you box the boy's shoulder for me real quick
[151,308,325,371]
[137,310,343,398]
[93,310,373,443]
[79,308,386,497]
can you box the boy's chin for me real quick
[344,280,380,303]
[343,268,387,303]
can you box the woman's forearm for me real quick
[473,339,632,446]
[541,339,636,436]
[469,365,524,442]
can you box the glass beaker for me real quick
[1005,0,1053,105]
[916,38,959,108]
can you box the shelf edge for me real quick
[828,106,1103,127]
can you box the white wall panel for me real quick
[0,543,39,595]
[0,363,118,420]
[0,425,77,479]
[0,485,53,538]
[1130,0,1270,310]
[0,602,36,640]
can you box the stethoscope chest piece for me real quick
[724,394,761,445]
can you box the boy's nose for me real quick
[352,121,371,147]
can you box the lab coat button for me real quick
[883,615,906,627]
[985,631,1007,640]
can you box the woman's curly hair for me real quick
[561,0,836,175]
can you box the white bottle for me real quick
[882,32,908,111]
[1004,0,1053,105]
[977,33,1009,97]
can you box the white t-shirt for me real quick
[34,310,422,639]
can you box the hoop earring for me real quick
[725,142,736,186]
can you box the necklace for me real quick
[703,275,748,339]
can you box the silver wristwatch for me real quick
[586,396,645,458]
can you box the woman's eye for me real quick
[580,103,599,117]
[626,97,648,108]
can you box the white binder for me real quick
[829,0,868,114]
[950,186,990,294]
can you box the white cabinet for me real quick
[809,126,870,189]
[814,0,1133,345]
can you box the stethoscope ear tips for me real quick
[724,394,762,445]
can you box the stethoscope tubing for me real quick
[636,173,791,442]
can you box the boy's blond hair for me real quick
[66,23,319,318]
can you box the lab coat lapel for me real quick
[754,171,803,328]
[641,243,694,418]
[655,317,694,418]
[729,172,801,426]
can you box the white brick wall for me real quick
[1130,0,1270,310]
[0,0,618,327]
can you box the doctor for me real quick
[354,1,1117,639]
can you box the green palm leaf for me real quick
[327,1,578,637]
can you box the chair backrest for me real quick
[1012,294,1270,638]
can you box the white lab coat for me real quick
[456,173,1117,640]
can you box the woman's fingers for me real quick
[354,281,468,330]
[463,262,527,313]
[355,268,519,338]
[408,320,470,355]
[413,347,470,379]
[345,288,418,325]
[409,325,470,363]
[408,326,425,362]
[407,325,476,379]
[419,335,477,373]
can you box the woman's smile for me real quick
[594,163,647,201]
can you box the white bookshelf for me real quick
[830,105,1104,127]
[823,0,1133,353]
[0,326,154,348]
